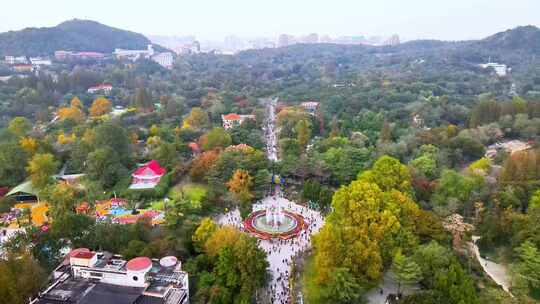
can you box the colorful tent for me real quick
[5,181,38,202]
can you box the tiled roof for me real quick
[222,113,241,120]
[133,160,166,176]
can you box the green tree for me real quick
[515,241,540,290]
[122,240,147,260]
[0,253,46,304]
[358,155,412,193]
[410,154,437,179]
[200,127,232,151]
[93,122,131,165]
[42,183,77,221]
[431,170,485,216]
[320,267,366,304]
[50,213,95,248]
[151,141,178,170]
[322,147,370,185]
[161,95,185,118]
[208,232,268,304]
[183,107,209,130]
[0,141,28,186]
[302,179,321,203]
[391,250,422,294]
[8,117,32,138]
[433,261,479,304]
[530,190,540,210]
[86,147,126,188]
[134,87,153,111]
[413,241,452,288]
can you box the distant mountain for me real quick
[476,25,540,54]
[0,19,166,57]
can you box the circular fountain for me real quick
[244,199,306,240]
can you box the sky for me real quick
[1,0,539,41]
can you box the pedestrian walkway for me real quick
[471,236,513,296]
[217,196,324,304]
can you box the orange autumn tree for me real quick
[189,150,220,181]
[89,97,112,117]
[226,169,253,202]
[70,96,83,109]
[57,96,85,123]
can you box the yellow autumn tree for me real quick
[312,156,421,289]
[192,218,218,252]
[146,136,162,149]
[226,169,253,202]
[27,153,58,190]
[89,97,112,117]
[19,137,38,155]
[82,129,95,144]
[57,131,76,145]
[149,124,159,136]
[182,107,209,130]
[204,226,241,257]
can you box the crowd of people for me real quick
[263,98,279,162]
[217,195,324,304]
[217,97,325,303]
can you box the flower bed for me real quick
[243,209,306,240]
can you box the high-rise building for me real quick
[384,34,400,46]
[303,33,319,44]
[278,34,294,47]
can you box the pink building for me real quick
[129,160,166,189]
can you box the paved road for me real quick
[217,97,326,303]
[263,98,279,162]
[471,236,513,296]
[365,272,420,304]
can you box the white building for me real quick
[114,44,155,61]
[4,55,28,65]
[300,101,319,115]
[30,249,189,304]
[87,83,113,94]
[29,57,52,66]
[151,52,174,69]
[479,62,508,77]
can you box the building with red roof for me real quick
[188,142,201,155]
[221,113,255,129]
[87,83,113,94]
[13,64,34,73]
[129,160,166,190]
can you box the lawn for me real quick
[301,255,323,304]
[168,183,208,210]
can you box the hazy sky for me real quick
[1,0,539,41]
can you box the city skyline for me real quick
[0,0,539,41]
